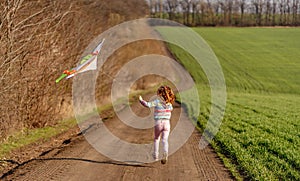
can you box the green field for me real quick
[158,27,300,180]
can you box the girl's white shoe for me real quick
[152,153,159,161]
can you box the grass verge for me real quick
[0,118,77,160]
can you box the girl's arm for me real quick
[166,103,173,111]
[139,96,155,108]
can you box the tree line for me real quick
[148,0,300,26]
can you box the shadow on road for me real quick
[0,157,152,179]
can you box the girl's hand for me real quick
[139,95,143,101]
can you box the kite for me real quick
[56,39,105,83]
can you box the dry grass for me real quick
[0,0,150,140]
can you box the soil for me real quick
[0,100,234,181]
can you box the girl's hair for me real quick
[157,85,175,104]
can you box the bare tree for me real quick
[191,0,200,25]
[217,0,226,25]
[272,0,278,25]
[239,0,247,25]
[198,0,206,25]
[286,0,291,24]
[149,0,155,16]
[279,0,285,25]
[0,0,149,140]
[252,0,264,26]
[0,0,32,136]
[265,0,272,25]
[159,0,164,18]
[227,0,234,25]
[166,0,180,20]
[206,0,217,25]
[292,0,300,25]
[153,0,164,18]
[212,0,221,25]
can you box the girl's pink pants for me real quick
[153,119,170,158]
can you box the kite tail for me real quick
[56,73,68,83]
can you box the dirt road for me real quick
[2,99,233,181]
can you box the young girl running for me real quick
[139,85,175,164]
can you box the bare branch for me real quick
[14,7,48,29]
